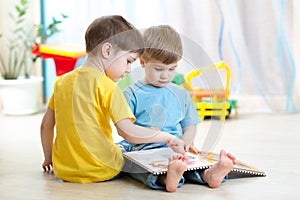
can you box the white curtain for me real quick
[43,0,299,113]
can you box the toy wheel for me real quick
[226,106,231,119]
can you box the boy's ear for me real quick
[101,42,112,59]
[140,56,145,67]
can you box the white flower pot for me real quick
[0,76,43,115]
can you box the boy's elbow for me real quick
[116,127,131,141]
[116,119,135,142]
[40,120,51,134]
[40,120,49,132]
[40,109,55,133]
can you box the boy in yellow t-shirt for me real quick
[40,15,185,183]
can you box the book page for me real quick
[124,148,212,175]
[199,151,266,176]
[124,148,266,176]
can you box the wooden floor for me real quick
[0,111,299,200]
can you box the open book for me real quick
[123,147,266,177]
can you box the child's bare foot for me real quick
[201,150,236,188]
[165,154,188,192]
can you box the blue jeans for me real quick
[117,142,227,189]
[123,156,228,190]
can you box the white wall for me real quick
[1,0,299,113]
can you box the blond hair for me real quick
[142,25,182,64]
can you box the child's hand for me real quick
[42,160,53,172]
[167,137,185,154]
[185,144,199,153]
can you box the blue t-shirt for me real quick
[118,81,200,152]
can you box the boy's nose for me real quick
[160,71,168,79]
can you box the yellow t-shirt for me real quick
[48,66,135,183]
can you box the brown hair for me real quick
[142,25,182,64]
[85,15,144,55]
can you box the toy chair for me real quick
[184,61,237,121]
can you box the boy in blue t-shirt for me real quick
[119,25,236,192]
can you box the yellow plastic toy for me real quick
[182,61,237,121]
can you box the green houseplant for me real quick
[0,0,67,115]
